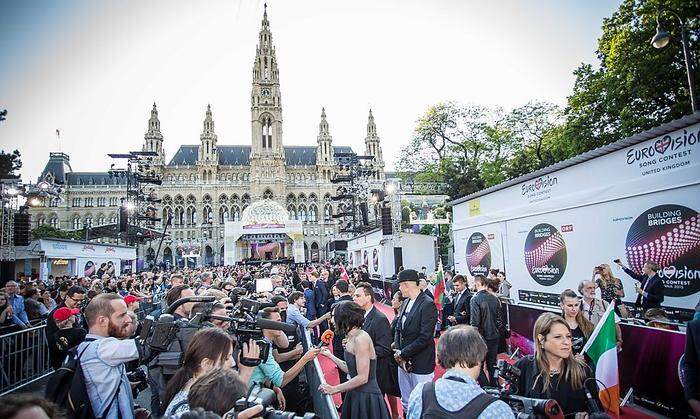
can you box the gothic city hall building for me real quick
[30,6,385,267]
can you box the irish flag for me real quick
[433,261,445,310]
[582,302,620,418]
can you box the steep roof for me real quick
[167,145,355,166]
[39,152,73,184]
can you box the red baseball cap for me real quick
[53,307,80,322]
[124,295,142,305]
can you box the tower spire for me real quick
[199,104,217,163]
[143,102,164,165]
[364,109,384,180]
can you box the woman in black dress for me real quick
[319,301,391,419]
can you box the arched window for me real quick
[298,205,307,222]
[50,217,58,228]
[324,203,332,220]
[263,189,273,200]
[219,206,229,224]
[261,116,273,148]
[84,217,93,228]
[202,206,212,224]
[231,206,241,222]
[73,218,81,230]
[309,204,318,222]
[287,204,297,220]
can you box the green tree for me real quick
[0,149,22,179]
[564,0,699,154]
[31,225,81,241]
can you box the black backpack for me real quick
[45,338,119,419]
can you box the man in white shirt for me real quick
[79,293,140,419]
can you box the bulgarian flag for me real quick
[582,302,620,418]
[433,261,445,310]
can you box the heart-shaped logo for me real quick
[655,137,671,154]
[663,265,676,278]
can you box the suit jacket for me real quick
[332,295,354,359]
[313,280,329,315]
[452,290,472,324]
[685,319,700,401]
[393,291,438,374]
[362,306,396,394]
[623,268,665,310]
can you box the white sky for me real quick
[0,0,620,181]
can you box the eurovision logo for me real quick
[372,249,379,273]
[626,128,698,165]
[625,204,700,297]
[521,175,558,196]
[524,223,567,286]
[466,232,491,276]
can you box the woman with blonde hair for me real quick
[559,289,594,356]
[593,263,625,310]
[514,312,598,417]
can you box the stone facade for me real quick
[29,5,385,266]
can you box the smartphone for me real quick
[614,259,621,264]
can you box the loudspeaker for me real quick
[13,213,30,246]
[359,202,369,226]
[381,206,392,236]
[393,247,403,274]
[119,206,129,233]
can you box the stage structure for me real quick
[224,199,305,264]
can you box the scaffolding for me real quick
[0,198,16,261]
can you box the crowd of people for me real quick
[0,254,686,419]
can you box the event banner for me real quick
[506,304,688,416]
[453,222,505,279]
[504,185,700,312]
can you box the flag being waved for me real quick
[582,301,620,418]
[433,261,445,310]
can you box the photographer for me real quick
[187,369,264,419]
[406,325,513,418]
[513,312,599,417]
[615,259,665,311]
[161,328,244,416]
[79,293,141,419]
[190,301,231,330]
[250,307,321,389]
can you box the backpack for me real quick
[45,339,121,419]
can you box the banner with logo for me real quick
[453,223,505,279]
[452,122,700,312]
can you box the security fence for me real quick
[0,324,53,396]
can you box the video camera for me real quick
[486,359,565,419]
[231,383,317,419]
[140,293,295,367]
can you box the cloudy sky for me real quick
[0,0,620,181]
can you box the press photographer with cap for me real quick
[392,268,438,411]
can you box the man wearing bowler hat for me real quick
[392,269,438,411]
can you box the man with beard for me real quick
[79,293,140,419]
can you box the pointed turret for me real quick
[143,102,164,165]
[364,109,385,180]
[198,104,218,163]
[316,108,334,180]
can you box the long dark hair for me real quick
[333,301,365,335]
[161,328,233,410]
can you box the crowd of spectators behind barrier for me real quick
[0,254,694,419]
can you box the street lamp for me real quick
[651,8,697,112]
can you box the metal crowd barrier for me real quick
[302,329,340,419]
[0,324,53,396]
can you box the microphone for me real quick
[318,330,334,348]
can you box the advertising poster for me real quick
[505,185,700,312]
[362,250,368,267]
[372,248,380,273]
[453,223,505,280]
[84,260,95,277]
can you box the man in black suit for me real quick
[447,274,471,325]
[310,272,328,317]
[330,280,353,375]
[470,274,500,385]
[684,319,700,417]
[353,282,399,400]
[392,269,438,411]
[615,259,665,311]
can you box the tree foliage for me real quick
[31,225,81,241]
[397,0,699,200]
[0,149,22,180]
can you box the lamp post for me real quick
[651,8,697,112]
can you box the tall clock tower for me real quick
[249,4,286,199]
